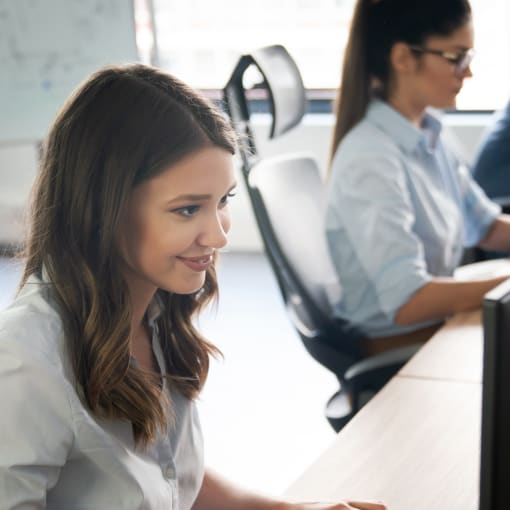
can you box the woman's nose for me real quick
[198,210,230,249]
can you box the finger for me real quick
[347,502,387,510]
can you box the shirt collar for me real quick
[366,99,443,153]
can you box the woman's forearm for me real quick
[192,470,286,510]
[395,275,510,326]
[192,470,386,510]
[478,214,510,253]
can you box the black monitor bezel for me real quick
[480,278,510,509]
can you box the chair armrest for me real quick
[344,344,422,409]
[345,344,421,380]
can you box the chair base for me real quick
[325,388,378,432]
[325,389,353,432]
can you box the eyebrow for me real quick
[167,194,211,204]
[166,183,237,206]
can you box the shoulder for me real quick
[332,116,404,176]
[493,102,510,132]
[0,279,67,377]
[330,120,406,193]
[343,116,400,153]
[480,108,510,152]
[0,280,76,432]
[0,285,76,490]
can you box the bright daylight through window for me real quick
[137,0,510,110]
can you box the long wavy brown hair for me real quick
[20,64,237,447]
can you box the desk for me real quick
[285,377,480,509]
[398,258,510,383]
[284,259,510,510]
[399,309,482,383]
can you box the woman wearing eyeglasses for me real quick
[325,0,510,352]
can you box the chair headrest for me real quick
[223,45,306,140]
[250,45,306,138]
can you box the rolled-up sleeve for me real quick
[329,154,431,319]
[0,340,74,509]
[457,164,501,246]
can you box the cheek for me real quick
[155,216,202,256]
[431,68,454,91]
[419,70,454,106]
[123,211,169,262]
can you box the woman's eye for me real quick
[173,205,200,217]
[220,192,236,206]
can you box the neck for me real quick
[128,285,156,366]
[125,278,157,338]
[386,92,425,127]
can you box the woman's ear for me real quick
[390,42,417,75]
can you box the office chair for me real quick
[223,45,421,431]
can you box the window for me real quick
[148,0,355,94]
[457,0,510,110]
[141,0,510,111]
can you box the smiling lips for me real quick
[177,254,213,272]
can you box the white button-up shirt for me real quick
[0,275,204,509]
[326,99,500,338]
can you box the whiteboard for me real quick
[0,0,138,143]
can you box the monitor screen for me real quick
[480,278,510,509]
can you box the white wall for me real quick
[226,112,494,251]
[0,143,39,244]
[0,113,494,250]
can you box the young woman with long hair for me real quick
[326,0,510,352]
[0,64,385,510]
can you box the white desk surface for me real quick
[284,376,481,510]
[283,259,510,509]
[399,309,482,382]
[399,258,510,383]
[453,258,510,282]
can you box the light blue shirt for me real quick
[325,99,500,338]
[0,276,204,509]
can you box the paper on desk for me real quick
[454,258,510,281]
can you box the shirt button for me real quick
[164,466,175,479]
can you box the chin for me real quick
[429,94,457,111]
[162,276,206,295]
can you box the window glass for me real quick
[147,0,510,110]
[151,0,355,91]
[457,0,510,110]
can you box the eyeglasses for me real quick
[409,45,475,75]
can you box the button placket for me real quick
[164,465,175,479]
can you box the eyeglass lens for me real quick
[457,50,474,73]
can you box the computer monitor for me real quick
[480,278,510,509]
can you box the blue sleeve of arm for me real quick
[457,164,501,246]
[472,104,510,197]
